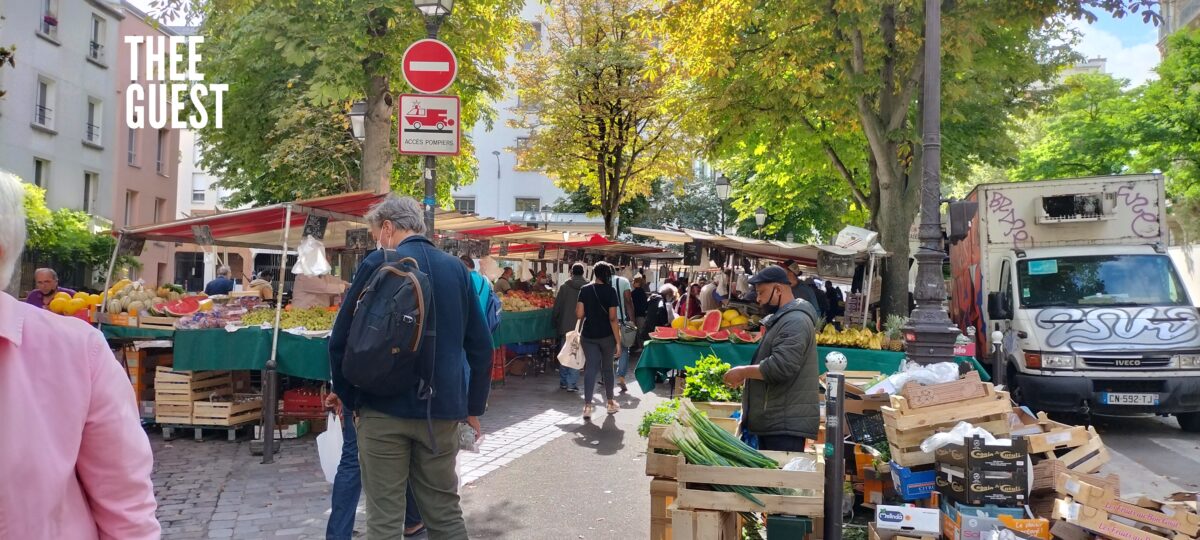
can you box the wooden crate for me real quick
[898,372,987,409]
[651,478,677,540]
[882,388,1013,467]
[675,450,824,516]
[669,504,739,540]
[1033,459,1120,494]
[1056,474,1199,537]
[155,401,193,424]
[1023,412,1090,455]
[192,395,263,426]
[154,367,234,403]
[1053,498,1193,540]
[1055,427,1109,474]
[139,315,178,329]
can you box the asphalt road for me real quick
[1091,414,1200,497]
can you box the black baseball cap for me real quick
[747,266,791,286]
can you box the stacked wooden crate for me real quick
[647,424,679,540]
[881,377,1013,467]
[1052,473,1199,540]
[153,367,234,424]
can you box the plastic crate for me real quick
[890,461,936,501]
[281,388,324,415]
[507,342,540,356]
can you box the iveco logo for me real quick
[1114,359,1142,367]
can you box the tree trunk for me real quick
[361,74,392,194]
[876,195,913,320]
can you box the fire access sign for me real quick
[397,94,460,156]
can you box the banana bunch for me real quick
[816,325,884,350]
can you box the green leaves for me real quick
[683,354,742,403]
[22,184,137,271]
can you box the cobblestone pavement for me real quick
[150,362,666,539]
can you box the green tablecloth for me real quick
[634,340,988,392]
[492,309,556,349]
[172,328,331,381]
[100,325,176,340]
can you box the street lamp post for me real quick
[348,101,367,143]
[754,206,766,237]
[715,173,731,234]
[413,0,454,236]
[905,0,959,364]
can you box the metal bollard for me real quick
[824,352,848,540]
[992,330,1006,388]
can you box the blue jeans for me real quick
[616,347,630,379]
[559,366,579,387]
[327,406,423,540]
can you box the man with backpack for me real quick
[326,196,493,539]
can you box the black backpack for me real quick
[343,252,437,398]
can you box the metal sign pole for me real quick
[97,231,124,331]
[823,361,847,540]
[262,204,292,464]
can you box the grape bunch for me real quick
[242,307,336,330]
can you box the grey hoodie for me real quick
[741,299,820,440]
[552,276,589,335]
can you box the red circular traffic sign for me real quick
[402,39,458,94]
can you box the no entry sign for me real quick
[402,39,458,94]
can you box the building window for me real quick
[34,78,54,128]
[127,124,139,165]
[192,190,206,203]
[88,15,105,62]
[85,98,101,144]
[39,0,59,40]
[124,190,138,225]
[515,197,540,212]
[156,129,167,174]
[33,159,49,188]
[522,22,542,51]
[83,172,98,213]
[153,198,166,223]
[454,197,476,213]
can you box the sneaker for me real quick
[568,385,579,392]
[559,383,568,390]
[607,400,619,415]
[583,404,593,420]
[618,376,628,393]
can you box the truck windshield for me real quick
[1017,255,1189,308]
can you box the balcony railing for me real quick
[89,41,104,62]
[85,123,100,143]
[33,105,53,127]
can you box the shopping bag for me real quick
[557,320,586,370]
[317,412,343,484]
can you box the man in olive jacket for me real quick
[723,265,819,451]
[552,263,589,390]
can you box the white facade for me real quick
[174,128,231,217]
[452,1,566,220]
[0,0,123,218]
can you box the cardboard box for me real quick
[1056,474,1200,537]
[937,464,1028,507]
[254,420,310,440]
[891,461,937,501]
[875,505,941,540]
[869,522,936,540]
[935,436,1027,472]
[1032,459,1120,494]
[1053,499,1186,540]
[997,514,1050,540]
[1048,520,1091,540]
[1020,412,1089,455]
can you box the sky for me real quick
[126,0,1162,86]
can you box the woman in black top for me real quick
[575,262,622,419]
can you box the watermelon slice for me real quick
[707,330,730,342]
[700,310,724,333]
[649,329,679,341]
[163,297,201,316]
[679,329,707,341]
[730,329,762,344]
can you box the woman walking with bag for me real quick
[575,262,622,420]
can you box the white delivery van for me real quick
[948,174,1200,432]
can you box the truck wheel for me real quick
[1006,364,1024,404]
[1177,412,1200,433]
[412,121,423,130]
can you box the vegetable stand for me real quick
[634,340,989,392]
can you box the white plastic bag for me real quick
[292,235,332,276]
[317,412,343,484]
[919,421,1008,453]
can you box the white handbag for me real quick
[557,320,586,370]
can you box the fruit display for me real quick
[500,290,554,312]
[816,324,884,350]
[649,327,679,341]
[241,307,336,331]
[672,309,749,332]
[882,314,908,351]
[678,329,708,341]
[103,279,174,316]
[707,330,729,342]
[47,291,103,316]
[729,329,762,344]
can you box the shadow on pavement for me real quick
[463,498,523,538]
[570,415,626,456]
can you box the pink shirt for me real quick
[0,292,160,539]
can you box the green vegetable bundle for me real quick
[638,399,680,438]
[666,400,785,510]
[683,354,742,402]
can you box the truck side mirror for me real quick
[987,292,1012,320]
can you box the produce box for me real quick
[281,387,325,415]
[1032,459,1120,495]
[646,425,679,479]
[863,465,897,507]
[674,450,824,515]
[1051,427,1109,473]
[936,463,1028,507]
[898,372,988,409]
[882,388,1013,467]
[869,523,936,540]
[890,461,937,501]
[154,367,233,403]
[192,395,263,427]
[1019,412,1090,455]
[155,401,192,424]
[650,478,676,540]
[1052,499,1192,540]
[668,503,738,540]
[939,498,1049,540]
[934,436,1028,472]
[1056,473,1200,537]
[876,505,941,540]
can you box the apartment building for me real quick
[1160,0,1200,49]
[0,0,123,219]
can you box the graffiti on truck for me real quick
[1115,184,1160,239]
[988,191,1033,248]
[1037,306,1199,352]
[950,191,987,355]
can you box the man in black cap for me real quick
[723,265,820,451]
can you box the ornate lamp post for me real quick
[715,174,731,234]
[904,0,959,364]
[754,206,767,237]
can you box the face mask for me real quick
[761,286,783,315]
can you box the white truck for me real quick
[948,174,1200,432]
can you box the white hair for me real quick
[0,170,27,291]
[366,195,427,236]
[217,265,231,277]
[658,283,678,296]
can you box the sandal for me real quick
[583,404,593,420]
[404,524,427,538]
[618,376,628,393]
[607,400,619,415]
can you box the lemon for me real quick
[73,291,89,301]
[65,298,87,316]
[671,316,686,330]
[54,291,71,301]
[88,294,103,306]
[48,297,68,314]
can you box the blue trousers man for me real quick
[327,405,424,539]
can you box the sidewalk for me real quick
[150,361,669,539]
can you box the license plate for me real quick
[1101,392,1160,406]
